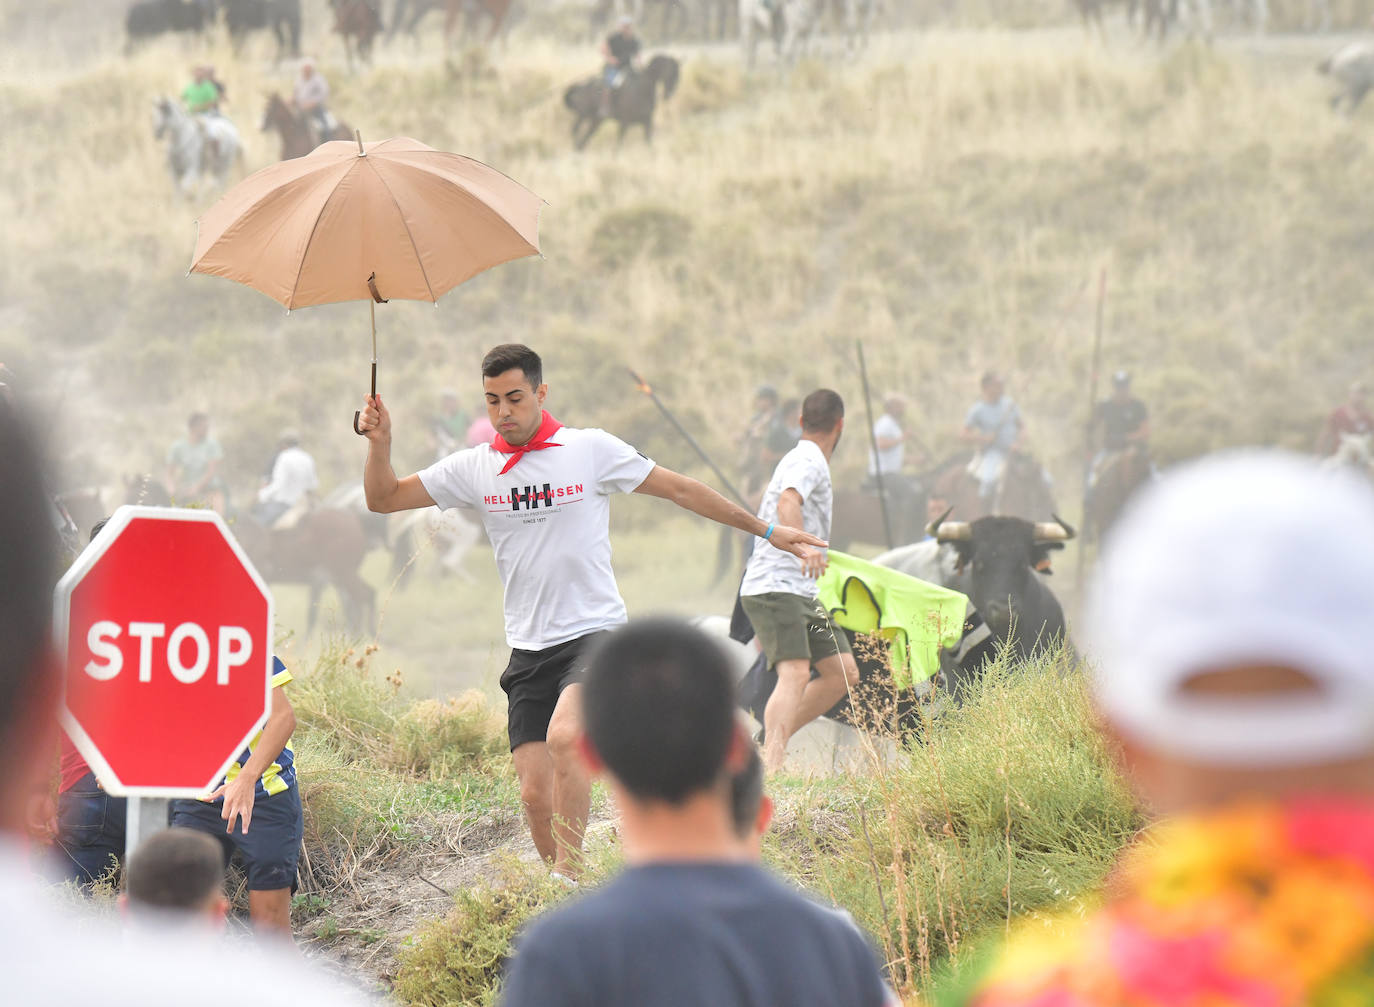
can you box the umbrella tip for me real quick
[355,129,364,156]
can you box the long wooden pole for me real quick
[627,369,749,508]
[1077,267,1108,588]
[856,341,895,551]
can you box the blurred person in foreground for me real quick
[939,450,1374,1006]
[358,344,825,880]
[0,411,366,1004]
[499,618,894,1007]
[123,828,228,929]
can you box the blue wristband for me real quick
[764,523,775,540]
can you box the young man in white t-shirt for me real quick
[739,389,860,773]
[357,344,824,877]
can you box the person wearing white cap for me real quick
[942,450,1374,1006]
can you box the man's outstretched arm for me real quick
[634,466,826,560]
[358,394,438,513]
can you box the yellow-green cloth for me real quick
[817,550,969,689]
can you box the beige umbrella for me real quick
[190,134,543,432]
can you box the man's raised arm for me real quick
[358,394,437,513]
[633,465,826,561]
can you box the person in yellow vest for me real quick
[170,657,300,941]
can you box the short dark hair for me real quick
[188,412,208,427]
[125,828,225,912]
[980,371,1001,387]
[800,389,844,433]
[582,619,738,805]
[481,344,542,389]
[729,743,765,840]
[0,411,57,747]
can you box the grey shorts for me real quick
[740,592,852,669]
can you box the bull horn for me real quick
[1032,514,1077,543]
[927,507,972,542]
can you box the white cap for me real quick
[1085,450,1374,767]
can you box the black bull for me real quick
[736,514,1073,735]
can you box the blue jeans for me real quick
[54,771,127,887]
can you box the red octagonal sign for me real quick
[54,506,275,797]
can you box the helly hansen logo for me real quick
[511,484,553,511]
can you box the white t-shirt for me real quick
[867,413,903,477]
[258,446,318,506]
[2,843,370,1006]
[739,439,832,600]
[417,426,655,650]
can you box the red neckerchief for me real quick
[492,411,563,475]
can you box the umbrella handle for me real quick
[353,361,378,436]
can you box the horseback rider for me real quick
[1318,380,1374,456]
[166,412,227,514]
[865,393,924,538]
[292,57,334,147]
[253,430,318,529]
[962,371,1024,504]
[738,385,792,504]
[181,65,221,116]
[1088,370,1150,487]
[430,389,468,462]
[599,15,642,117]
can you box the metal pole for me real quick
[627,369,749,508]
[855,341,894,550]
[125,796,170,865]
[1077,267,1108,588]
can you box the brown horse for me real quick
[929,450,1058,523]
[563,53,681,149]
[331,0,383,67]
[260,92,353,160]
[443,0,514,47]
[232,510,376,636]
[1084,446,1153,542]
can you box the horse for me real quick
[1083,446,1153,543]
[152,98,242,199]
[331,0,383,67]
[125,0,214,54]
[223,0,302,59]
[261,92,352,160]
[563,54,681,149]
[828,484,928,553]
[928,450,1057,523]
[232,510,376,636]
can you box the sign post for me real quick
[53,506,275,863]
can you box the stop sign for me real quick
[54,506,275,797]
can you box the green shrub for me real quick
[394,861,575,1007]
[789,649,1143,995]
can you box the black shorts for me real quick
[500,632,606,751]
[170,785,303,892]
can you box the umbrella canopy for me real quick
[189,136,542,308]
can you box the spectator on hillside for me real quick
[0,410,366,1003]
[499,618,895,1007]
[170,657,301,941]
[124,828,228,929]
[941,451,1374,1006]
[166,411,226,513]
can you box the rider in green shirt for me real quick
[182,66,220,115]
